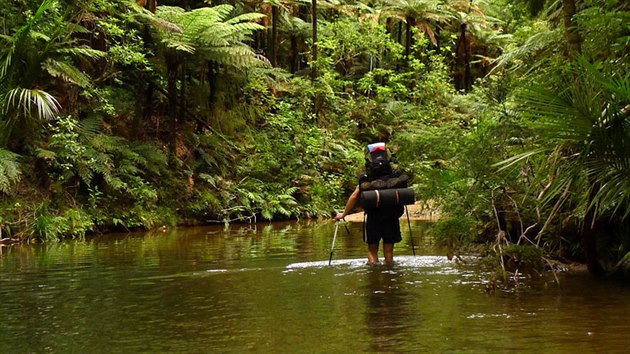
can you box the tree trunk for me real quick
[459,22,472,92]
[311,0,318,80]
[166,54,179,155]
[562,0,582,58]
[435,26,441,54]
[270,5,279,67]
[200,60,218,133]
[396,22,402,71]
[290,35,298,73]
[179,62,187,132]
[405,18,412,65]
[133,78,154,140]
[582,184,606,276]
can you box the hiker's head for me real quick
[366,142,388,162]
[365,142,392,178]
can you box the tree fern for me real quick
[148,4,267,69]
[0,149,21,193]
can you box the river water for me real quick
[0,221,628,353]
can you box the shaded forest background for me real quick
[0,0,628,279]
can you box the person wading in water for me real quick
[334,142,411,265]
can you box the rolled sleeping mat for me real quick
[360,188,415,209]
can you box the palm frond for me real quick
[494,149,545,171]
[5,87,60,120]
[513,56,630,220]
[0,35,14,78]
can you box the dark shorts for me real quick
[365,206,403,245]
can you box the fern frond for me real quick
[35,147,57,160]
[78,116,103,138]
[136,8,184,34]
[225,13,267,25]
[163,39,196,54]
[44,59,92,87]
[0,149,21,193]
[205,46,266,67]
[132,143,168,174]
[57,47,107,59]
[66,22,92,34]
[30,30,51,42]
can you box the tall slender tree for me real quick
[139,4,266,154]
[383,0,447,65]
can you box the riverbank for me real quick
[343,202,441,222]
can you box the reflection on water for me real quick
[364,267,413,352]
[1,221,629,353]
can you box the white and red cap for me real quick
[367,142,387,161]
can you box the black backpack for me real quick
[359,142,409,191]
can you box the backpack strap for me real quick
[362,212,367,243]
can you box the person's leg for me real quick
[383,243,394,265]
[367,243,379,264]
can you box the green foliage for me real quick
[506,57,630,223]
[28,203,94,242]
[0,0,625,284]
[148,4,266,67]
[0,0,105,147]
[315,18,402,80]
[0,149,21,194]
[430,215,480,259]
[482,244,544,279]
[31,202,67,242]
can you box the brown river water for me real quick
[0,221,629,353]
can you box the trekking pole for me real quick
[405,206,416,256]
[329,220,340,266]
[342,218,350,236]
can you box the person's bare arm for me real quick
[334,186,360,221]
